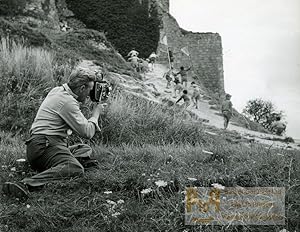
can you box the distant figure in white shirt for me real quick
[127,48,139,58]
[148,52,158,71]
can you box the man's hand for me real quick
[91,103,106,119]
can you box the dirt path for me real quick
[143,64,299,150]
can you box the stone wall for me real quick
[155,1,225,96]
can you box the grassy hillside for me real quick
[0,19,299,232]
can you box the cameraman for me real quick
[3,68,105,199]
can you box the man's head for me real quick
[68,69,96,103]
[276,116,281,121]
[183,90,188,94]
[180,66,184,70]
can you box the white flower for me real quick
[10,167,16,172]
[202,150,213,155]
[204,131,217,136]
[16,158,26,162]
[155,180,168,187]
[111,212,121,217]
[26,204,31,209]
[211,183,225,190]
[142,173,146,176]
[106,200,117,205]
[141,188,152,194]
[104,191,112,194]
[187,177,197,181]
[117,199,125,204]
[67,129,73,136]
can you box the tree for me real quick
[243,98,285,131]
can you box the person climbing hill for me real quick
[221,93,233,130]
[163,68,174,89]
[190,81,201,109]
[148,52,158,71]
[174,66,191,88]
[176,89,190,109]
[128,55,140,72]
[127,48,139,58]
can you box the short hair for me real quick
[183,90,188,94]
[68,68,96,90]
[276,116,281,121]
[180,66,184,70]
[191,81,195,85]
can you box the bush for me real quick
[0,37,72,134]
[243,98,285,132]
[66,0,160,58]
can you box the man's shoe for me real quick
[82,159,100,171]
[77,157,100,171]
[2,182,29,200]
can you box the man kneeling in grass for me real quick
[2,69,105,200]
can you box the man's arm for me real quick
[59,102,103,139]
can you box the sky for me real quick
[170,0,300,138]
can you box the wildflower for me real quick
[142,173,146,176]
[211,183,225,190]
[10,167,16,172]
[155,180,168,187]
[104,191,112,194]
[112,212,121,217]
[26,204,31,209]
[202,150,213,155]
[106,200,117,205]
[141,188,152,194]
[204,131,217,136]
[187,177,197,181]
[279,229,289,232]
[117,199,125,204]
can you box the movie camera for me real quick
[89,72,112,103]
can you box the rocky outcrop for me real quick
[0,0,60,28]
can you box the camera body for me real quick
[90,80,111,103]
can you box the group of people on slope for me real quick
[163,66,234,130]
[127,48,157,73]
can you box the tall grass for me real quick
[0,37,72,134]
[97,93,215,145]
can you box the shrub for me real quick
[66,0,160,58]
[243,98,285,132]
